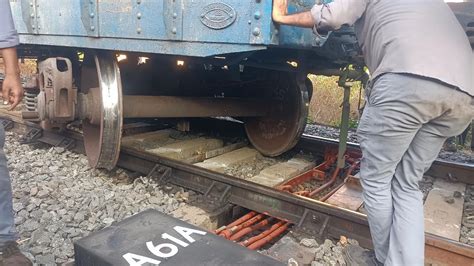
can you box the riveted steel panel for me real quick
[249,0,272,45]
[10,0,37,34]
[98,0,183,41]
[182,1,262,44]
[10,0,360,58]
[31,0,92,37]
[80,0,99,37]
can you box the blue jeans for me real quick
[0,125,17,247]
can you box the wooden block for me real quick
[184,141,247,164]
[122,129,173,148]
[148,137,224,160]
[249,158,315,188]
[194,147,259,173]
[424,179,466,241]
[326,176,364,211]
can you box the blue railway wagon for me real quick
[8,0,473,169]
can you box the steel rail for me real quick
[299,134,474,185]
[2,117,473,264]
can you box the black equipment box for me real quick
[74,209,284,266]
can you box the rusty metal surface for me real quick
[33,57,76,127]
[325,176,364,211]
[245,73,309,157]
[122,96,272,118]
[425,234,474,266]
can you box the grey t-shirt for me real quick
[0,0,19,49]
[311,0,473,96]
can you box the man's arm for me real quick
[273,0,315,28]
[273,0,368,31]
[1,48,22,109]
[0,0,23,110]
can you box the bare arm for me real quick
[273,11,315,28]
[273,0,368,31]
[0,0,23,110]
[273,0,315,28]
[1,47,23,110]
[2,47,19,77]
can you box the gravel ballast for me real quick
[5,131,352,265]
[5,123,473,265]
[5,132,197,264]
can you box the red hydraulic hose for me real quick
[215,211,257,235]
[240,220,286,247]
[247,222,290,250]
[219,214,265,239]
[230,218,272,241]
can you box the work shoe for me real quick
[0,241,33,266]
[343,245,383,266]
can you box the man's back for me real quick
[356,0,472,95]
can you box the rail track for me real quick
[0,109,473,265]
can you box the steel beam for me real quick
[122,96,272,118]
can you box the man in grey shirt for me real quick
[273,0,473,265]
[0,0,30,265]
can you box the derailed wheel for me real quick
[80,53,123,170]
[244,72,309,156]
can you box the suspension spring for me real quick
[24,90,39,112]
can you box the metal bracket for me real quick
[250,1,264,44]
[56,137,76,150]
[147,164,173,184]
[80,0,99,37]
[0,119,14,131]
[297,209,330,238]
[204,181,232,203]
[163,0,183,40]
[21,0,39,34]
[19,128,43,144]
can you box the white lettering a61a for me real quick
[123,226,207,266]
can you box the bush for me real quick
[307,75,364,127]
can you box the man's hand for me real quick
[272,0,316,28]
[1,47,23,111]
[273,0,288,23]
[1,73,23,110]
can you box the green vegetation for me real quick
[307,75,364,127]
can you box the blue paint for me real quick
[10,0,353,58]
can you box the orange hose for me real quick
[240,220,286,247]
[215,211,257,235]
[247,222,290,250]
[219,214,265,239]
[277,185,293,192]
[230,218,272,241]
[294,190,310,197]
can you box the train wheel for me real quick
[80,52,123,170]
[244,73,309,156]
